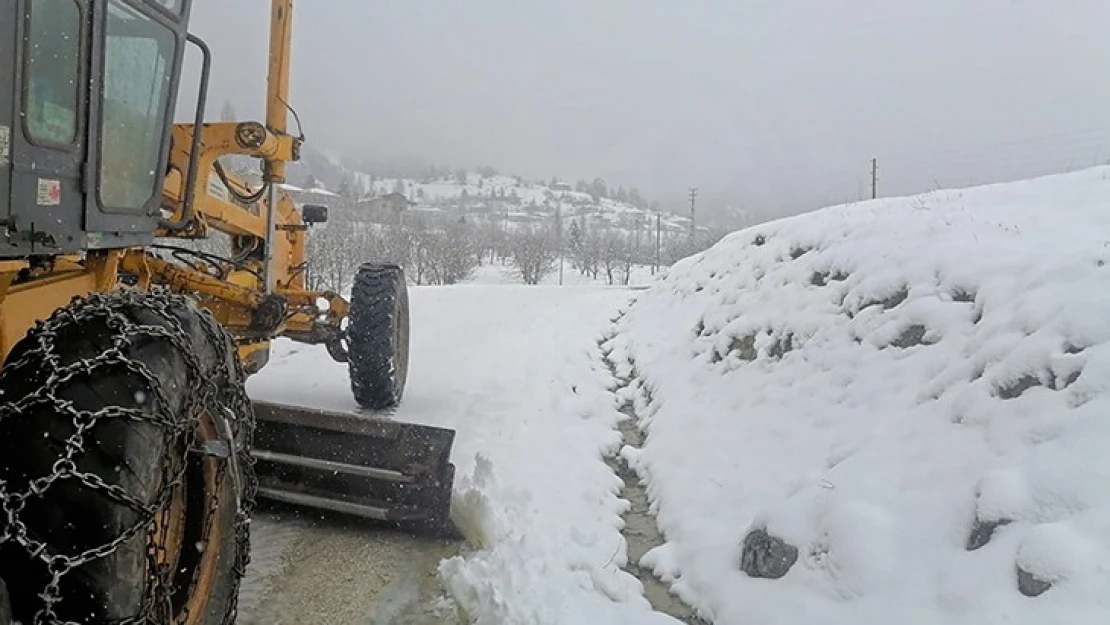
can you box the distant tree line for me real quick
[301,206,725,292]
[569,177,657,211]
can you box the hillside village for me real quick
[280,169,697,239]
[229,154,730,291]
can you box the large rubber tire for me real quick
[0,578,11,625]
[348,263,411,410]
[0,290,255,625]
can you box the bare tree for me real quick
[424,220,479,285]
[384,229,412,267]
[493,223,514,266]
[407,223,435,286]
[388,216,480,286]
[583,227,602,279]
[510,230,558,285]
[599,230,626,285]
[567,219,589,275]
[305,217,369,293]
[619,234,635,286]
[479,219,504,265]
[302,206,404,294]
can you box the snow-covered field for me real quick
[465,262,661,288]
[612,166,1110,624]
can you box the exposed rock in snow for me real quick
[739,528,798,579]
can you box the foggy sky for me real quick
[186,0,1110,219]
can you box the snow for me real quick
[248,165,1110,623]
[611,166,1110,624]
[247,285,679,624]
[279,182,337,196]
[465,262,661,288]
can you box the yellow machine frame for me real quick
[0,0,345,373]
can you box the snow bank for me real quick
[429,287,679,624]
[615,167,1110,624]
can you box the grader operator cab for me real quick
[0,1,455,623]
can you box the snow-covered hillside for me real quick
[363,173,691,236]
[288,151,691,236]
[609,166,1110,624]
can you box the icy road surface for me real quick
[240,284,684,624]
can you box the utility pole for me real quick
[870,158,878,199]
[688,187,698,236]
[654,212,661,275]
[556,200,564,286]
[635,213,643,258]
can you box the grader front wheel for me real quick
[348,263,411,410]
[0,290,256,624]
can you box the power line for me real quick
[878,125,1110,160]
[654,212,661,275]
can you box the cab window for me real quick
[23,0,82,146]
[98,0,177,211]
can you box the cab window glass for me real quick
[98,0,177,210]
[23,0,81,146]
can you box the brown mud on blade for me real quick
[250,401,456,534]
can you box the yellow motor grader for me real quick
[0,1,455,623]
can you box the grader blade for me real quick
[250,401,456,531]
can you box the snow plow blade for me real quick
[250,401,456,531]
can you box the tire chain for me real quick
[0,288,257,625]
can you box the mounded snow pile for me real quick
[611,167,1110,624]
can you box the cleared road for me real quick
[235,507,463,624]
[239,284,634,623]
